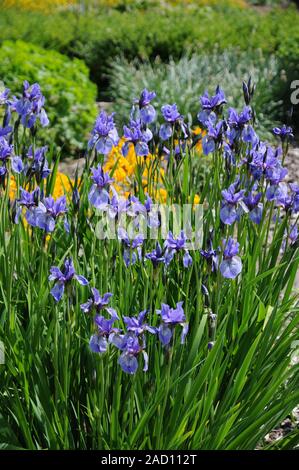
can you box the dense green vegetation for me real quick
[109,51,283,137]
[0,2,298,153]
[0,40,97,156]
[0,5,298,94]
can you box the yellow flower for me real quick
[8,176,18,200]
[192,126,206,154]
[8,172,75,201]
[52,172,74,199]
[104,139,137,183]
[193,194,200,205]
[2,0,74,13]
[154,188,168,203]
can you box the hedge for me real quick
[0,40,98,156]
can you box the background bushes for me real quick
[0,5,299,95]
[0,1,298,152]
[108,50,283,136]
[0,40,97,156]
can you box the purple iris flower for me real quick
[164,230,192,267]
[123,310,156,336]
[0,89,12,129]
[143,195,160,229]
[220,180,245,225]
[80,288,113,314]
[198,86,226,125]
[111,333,149,374]
[90,308,119,354]
[200,86,227,111]
[13,81,49,128]
[273,125,294,142]
[18,187,40,208]
[88,111,119,154]
[11,156,24,174]
[159,104,187,141]
[220,237,242,279]
[263,146,287,185]
[118,227,144,267]
[243,191,263,224]
[0,135,23,174]
[269,183,299,213]
[0,125,13,137]
[275,184,293,211]
[163,140,188,159]
[125,195,159,230]
[266,183,287,204]
[27,195,68,233]
[289,224,298,245]
[135,89,156,124]
[126,195,147,217]
[145,242,165,267]
[49,258,89,302]
[182,251,193,268]
[164,230,186,250]
[88,164,114,209]
[26,146,51,181]
[0,137,13,162]
[249,143,287,184]
[0,88,10,106]
[118,228,145,248]
[227,106,252,129]
[266,180,299,209]
[223,142,236,166]
[105,191,131,220]
[144,195,153,212]
[200,243,219,272]
[227,106,255,144]
[161,103,181,122]
[0,166,7,178]
[123,119,152,156]
[90,310,120,354]
[202,120,225,155]
[241,125,258,145]
[266,163,288,186]
[156,302,189,346]
[15,187,40,223]
[290,183,299,213]
[72,187,80,210]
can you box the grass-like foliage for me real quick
[0,79,299,450]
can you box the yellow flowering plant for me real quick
[1,0,247,13]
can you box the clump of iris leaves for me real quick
[0,78,299,450]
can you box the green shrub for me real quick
[108,50,283,138]
[277,38,299,129]
[0,40,97,157]
[0,5,298,128]
[0,6,299,90]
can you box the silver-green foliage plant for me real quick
[109,50,283,137]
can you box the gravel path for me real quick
[58,156,85,179]
[285,146,299,183]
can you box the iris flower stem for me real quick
[263,200,274,266]
[129,375,136,436]
[157,332,174,448]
